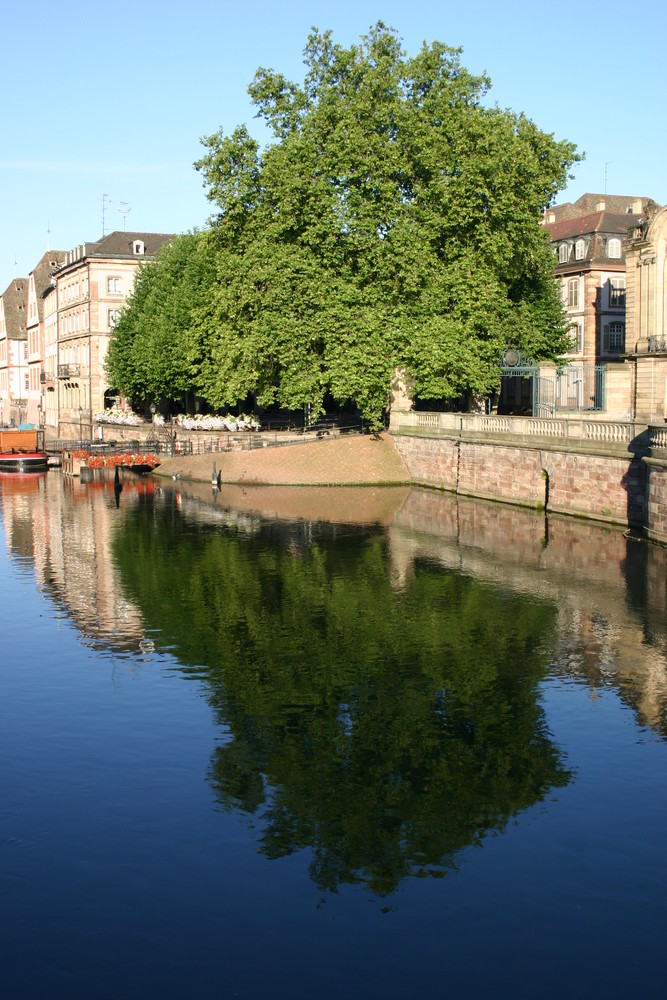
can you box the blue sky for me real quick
[2,0,665,288]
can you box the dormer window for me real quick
[575,239,585,260]
[558,243,569,263]
[607,238,622,259]
[133,240,145,255]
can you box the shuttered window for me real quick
[603,322,625,353]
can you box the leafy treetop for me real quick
[107,24,581,425]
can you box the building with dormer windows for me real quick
[544,194,659,370]
[47,231,174,438]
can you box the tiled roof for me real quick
[53,232,176,274]
[572,193,648,215]
[546,211,642,242]
[1,278,28,340]
[547,193,650,224]
[87,231,175,257]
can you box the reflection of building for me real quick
[388,487,667,737]
[48,232,174,438]
[544,193,659,367]
[0,472,151,653]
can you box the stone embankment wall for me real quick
[390,412,667,542]
[644,457,667,544]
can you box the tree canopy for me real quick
[106,24,581,424]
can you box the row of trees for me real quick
[105,24,581,426]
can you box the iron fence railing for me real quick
[46,420,367,458]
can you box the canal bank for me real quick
[149,418,667,543]
[153,431,412,487]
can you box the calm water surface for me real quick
[1,471,666,998]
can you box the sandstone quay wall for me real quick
[644,458,667,544]
[391,430,649,532]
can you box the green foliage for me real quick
[108,23,580,424]
[113,494,571,895]
[105,231,218,404]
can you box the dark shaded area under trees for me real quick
[105,23,580,427]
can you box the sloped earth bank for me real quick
[153,432,411,488]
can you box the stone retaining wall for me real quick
[389,411,667,534]
[643,458,667,544]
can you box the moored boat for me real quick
[0,429,48,473]
[0,451,48,473]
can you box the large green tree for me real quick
[108,24,580,424]
[105,230,217,407]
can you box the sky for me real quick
[2,0,666,289]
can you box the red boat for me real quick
[0,429,48,473]
[0,451,48,473]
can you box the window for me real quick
[567,278,579,308]
[107,276,122,294]
[133,240,145,255]
[558,243,569,263]
[568,323,583,354]
[575,239,585,260]
[607,238,622,259]
[609,278,625,308]
[108,308,121,328]
[603,322,625,353]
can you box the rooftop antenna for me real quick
[118,201,132,231]
[102,193,111,236]
[604,161,614,196]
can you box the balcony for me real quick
[40,371,55,384]
[58,364,80,378]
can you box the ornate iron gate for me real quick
[500,350,606,416]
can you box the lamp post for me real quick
[78,405,83,445]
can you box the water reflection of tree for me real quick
[113,500,571,895]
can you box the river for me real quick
[1,470,666,998]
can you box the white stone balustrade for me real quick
[390,410,665,450]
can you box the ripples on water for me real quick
[1,471,666,998]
